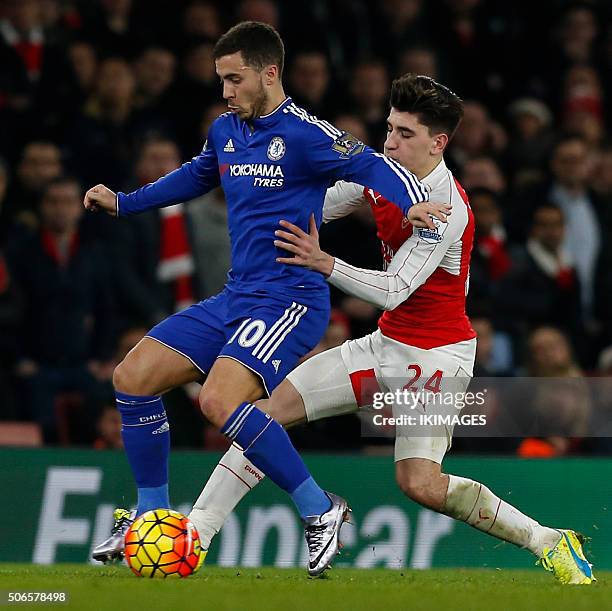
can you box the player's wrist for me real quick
[317,253,335,277]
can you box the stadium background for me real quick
[1,0,612,569]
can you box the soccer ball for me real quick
[124,509,203,578]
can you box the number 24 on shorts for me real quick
[403,364,443,393]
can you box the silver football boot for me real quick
[91,508,136,563]
[303,492,351,577]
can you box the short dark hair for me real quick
[530,202,564,226]
[138,135,179,155]
[213,21,284,77]
[469,187,499,203]
[43,175,81,196]
[553,133,587,152]
[21,140,61,157]
[390,74,464,139]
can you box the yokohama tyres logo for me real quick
[229,163,284,177]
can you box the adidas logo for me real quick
[224,138,235,153]
[272,359,281,374]
[152,421,170,435]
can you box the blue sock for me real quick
[137,485,170,516]
[222,402,331,518]
[290,477,331,518]
[116,391,171,516]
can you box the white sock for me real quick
[188,443,265,549]
[444,475,561,556]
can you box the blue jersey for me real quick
[117,98,429,296]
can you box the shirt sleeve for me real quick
[322,181,366,222]
[117,127,221,216]
[327,207,467,310]
[303,121,429,213]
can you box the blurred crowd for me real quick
[1,0,612,456]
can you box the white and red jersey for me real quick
[322,158,475,349]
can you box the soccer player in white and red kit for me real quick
[189,75,593,583]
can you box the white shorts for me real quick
[287,329,476,464]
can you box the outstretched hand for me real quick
[408,201,451,229]
[83,184,118,216]
[274,214,335,277]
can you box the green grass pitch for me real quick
[0,564,609,611]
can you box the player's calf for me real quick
[442,474,566,559]
[255,379,308,427]
[395,457,448,511]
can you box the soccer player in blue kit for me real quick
[85,21,449,575]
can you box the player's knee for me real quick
[112,360,130,393]
[113,357,149,395]
[199,387,230,427]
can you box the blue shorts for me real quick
[147,286,330,395]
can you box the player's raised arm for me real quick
[117,137,220,216]
[84,130,221,217]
